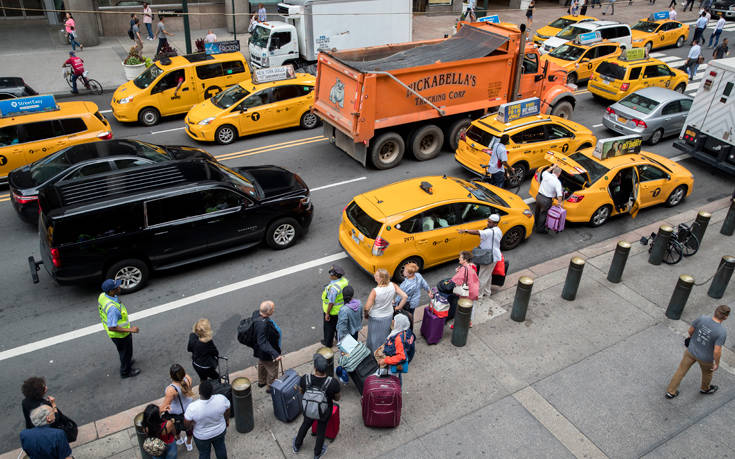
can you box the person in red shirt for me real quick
[62,51,88,94]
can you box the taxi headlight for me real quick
[523,209,533,218]
[198,117,215,125]
[118,95,134,104]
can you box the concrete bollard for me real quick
[451,298,474,347]
[691,211,711,245]
[607,241,631,283]
[666,275,695,320]
[562,257,586,301]
[316,347,334,378]
[721,199,735,236]
[133,412,153,459]
[232,377,254,434]
[649,225,674,265]
[511,276,534,322]
[708,255,735,299]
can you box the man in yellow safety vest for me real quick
[321,264,348,347]
[98,279,141,378]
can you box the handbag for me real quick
[54,410,78,443]
[452,266,470,297]
[162,385,187,433]
[472,227,497,265]
[143,436,167,456]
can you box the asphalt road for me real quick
[1,39,733,452]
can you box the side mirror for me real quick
[580,58,590,63]
[548,75,557,82]
[534,74,544,82]
[240,106,248,113]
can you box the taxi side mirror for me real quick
[239,106,248,113]
[580,58,590,63]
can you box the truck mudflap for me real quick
[323,122,368,166]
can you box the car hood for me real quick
[535,26,560,39]
[631,30,652,41]
[186,99,220,124]
[113,80,144,102]
[236,165,308,199]
[543,37,568,51]
[163,145,215,161]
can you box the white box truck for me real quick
[248,0,412,71]
[673,57,735,175]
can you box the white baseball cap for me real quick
[489,214,500,222]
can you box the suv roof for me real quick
[581,21,626,29]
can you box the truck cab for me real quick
[249,21,299,70]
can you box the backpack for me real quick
[128,28,135,40]
[301,375,331,421]
[237,316,258,348]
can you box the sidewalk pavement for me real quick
[4,196,733,459]
[1,3,708,99]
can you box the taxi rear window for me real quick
[568,152,610,183]
[619,93,659,114]
[346,201,382,239]
[465,125,496,148]
[596,61,627,80]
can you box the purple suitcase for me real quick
[421,307,445,345]
[545,205,566,232]
[361,374,402,428]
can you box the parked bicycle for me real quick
[640,222,700,265]
[63,66,103,95]
[478,162,523,194]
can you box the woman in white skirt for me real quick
[364,268,408,352]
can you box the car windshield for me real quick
[29,148,73,184]
[211,84,250,109]
[632,21,659,33]
[568,152,610,183]
[456,179,509,207]
[596,61,627,80]
[133,64,163,89]
[549,17,577,29]
[216,164,260,198]
[556,25,590,39]
[618,93,660,114]
[549,44,586,60]
[250,25,270,48]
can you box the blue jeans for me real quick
[145,22,154,39]
[194,430,227,459]
[488,170,505,188]
[708,30,722,48]
[69,32,81,50]
[154,442,177,459]
[687,62,699,80]
[70,73,88,93]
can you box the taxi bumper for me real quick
[338,222,383,275]
[185,119,215,142]
[454,141,488,176]
[588,82,622,100]
[110,102,137,122]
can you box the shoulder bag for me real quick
[472,228,496,266]
[54,409,78,443]
[452,266,470,297]
[162,384,187,433]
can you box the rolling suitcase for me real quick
[545,205,566,232]
[349,352,379,395]
[421,307,445,344]
[271,362,302,422]
[311,403,340,440]
[362,374,402,428]
[211,356,233,417]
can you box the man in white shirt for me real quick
[687,40,702,80]
[535,166,564,234]
[257,3,267,22]
[668,6,677,21]
[184,379,230,458]
[205,30,217,43]
[458,214,503,297]
[708,14,726,48]
[484,134,510,188]
[692,12,708,45]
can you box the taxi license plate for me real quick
[617,116,627,123]
[351,230,364,245]
[603,78,611,85]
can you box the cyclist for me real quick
[62,51,89,95]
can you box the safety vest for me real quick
[98,293,131,339]
[322,277,348,315]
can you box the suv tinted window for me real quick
[628,67,642,80]
[273,85,301,101]
[547,124,573,140]
[53,203,142,245]
[597,61,627,80]
[0,125,19,146]
[196,63,223,80]
[60,118,87,135]
[465,125,496,147]
[146,192,206,226]
[615,26,630,38]
[20,120,64,143]
[599,27,616,40]
[203,189,241,212]
[222,60,245,75]
[65,161,114,179]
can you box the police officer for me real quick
[321,265,348,347]
[98,279,141,378]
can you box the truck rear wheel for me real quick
[409,124,444,161]
[370,132,405,170]
[446,117,472,151]
[551,101,573,119]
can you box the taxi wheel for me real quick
[446,117,472,151]
[500,226,526,251]
[138,107,160,127]
[550,101,573,119]
[648,129,664,145]
[370,132,405,170]
[674,83,686,93]
[589,205,612,227]
[566,72,578,86]
[666,185,687,207]
[409,124,444,161]
[676,36,685,48]
[300,112,320,129]
[393,257,424,282]
[644,42,653,53]
[265,217,301,249]
[215,125,237,145]
[105,258,149,294]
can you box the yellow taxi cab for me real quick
[0,95,111,184]
[540,32,622,85]
[111,51,251,127]
[631,12,689,52]
[455,98,596,187]
[528,135,693,226]
[588,48,688,101]
[185,66,318,145]
[533,15,597,46]
[339,176,534,280]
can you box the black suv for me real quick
[29,159,313,293]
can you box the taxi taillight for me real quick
[620,83,630,91]
[97,131,113,140]
[567,194,584,203]
[372,237,389,256]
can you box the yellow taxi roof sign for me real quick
[648,11,670,21]
[619,48,647,62]
[574,31,602,45]
[252,64,297,84]
[496,97,541,124]
[594,135,643,160]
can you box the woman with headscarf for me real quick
[376,314,414,385]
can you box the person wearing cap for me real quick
[62,51,87,95]
[336,285,362,342]
[292,354,341,459]
[458,214,503,298]
[98,279,141,378]
[321,264,349,347]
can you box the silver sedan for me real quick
[602,87,693,145]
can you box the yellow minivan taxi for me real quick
[111,52,251,126]
[533,15,597,46]
[588,53,688,101]
[339,176,534,280]
[454,114,596,187]
[185,73,318,144]
[541,40,621,85]
[0,96,111,184]
[631,18,689,52]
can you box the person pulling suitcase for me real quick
[534,166,564,234]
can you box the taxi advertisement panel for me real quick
[594,135,642,160]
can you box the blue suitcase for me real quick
[271,365,301,422]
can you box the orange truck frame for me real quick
[312,21,577,170]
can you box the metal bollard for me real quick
[708,255,735,299]
[665,274,695,320]
[451,297,474,347]
[649,225,674,265]
[232,377,254,434]
[721,199,735,236]
[316,347,334,378]
[511,276,534,322]
[562,257,586,301]
[691,211,711,245]
[133,412,153,459]
[607,241,631,283]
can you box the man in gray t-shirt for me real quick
[666,305,730,399]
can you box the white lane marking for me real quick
[593,123,603,128]
[99,109,112,114]
[0,252,348,362]
[151,127,186,135]
[650,52,666,57]
[311,176,367,192]
[659,56,682,62]
[524,197,536,204]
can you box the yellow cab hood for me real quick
[631,30,653,42]
[186,98,220,124]
[536,25,561,38]
[542,55,574,72]
[113,80,144,101]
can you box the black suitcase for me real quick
[348,352,379,395]
[211,356,234,417]
[492,260,510,286]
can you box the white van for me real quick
[541,21,632,54]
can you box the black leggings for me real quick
[192,363,220,383]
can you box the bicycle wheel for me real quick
[662,239,683,265]
[679,231,699,257]
[65,74,73,89]
[87,79,103,95]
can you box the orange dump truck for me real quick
[312,21,577,169]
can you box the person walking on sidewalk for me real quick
[142,404,177,459]
[256,2,267,22]
[143,3,154,39]
[526,0,535,25]
[484,135,510,188]
[708,14,726,48]
[580,0,588,16]
[713,38,729,59]
[665,305,730,399]
[98,279,141,378]
[683,0,695,11]
[188,318,220,382]
[458,214,503,298]
[161,364,195,452]
[292,354,341,459]
[321,264,348,347]
[20,405,72,459]
[184,380,230,459]
[396,262,431,331]
[64,13,83,51]
[534,166,564,234]
[336,285,363,342]
[601,0,615,15]
[252,300,283,393]
[668,5,677,20]
[156,16,175,57]
[686,40,703,81]
[132,17,144,55]
[364,269,408,352]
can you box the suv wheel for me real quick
[266,217,301,249]
[105,259,149,293]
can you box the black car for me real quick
[9,139,214,223]
[712,0,735,19]
[0,77,37,100]
[29,159,313,293]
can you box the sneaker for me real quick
[176,432,185,445]
[665,390,679,399]
[315,444,327,459]
[292,437,300,453]
[185,441,193,452]
[701,385,719,394]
